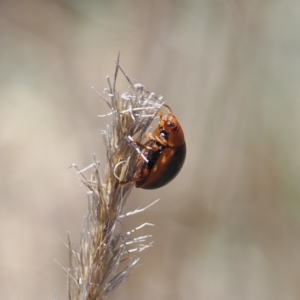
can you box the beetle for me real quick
[119,104,186,189]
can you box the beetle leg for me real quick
[131,140,153,150]
[145,132,168,147]
[130,140,161,153]
[119,177,141,185]
[119,167,150,186]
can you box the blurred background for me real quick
[1,0,300,299]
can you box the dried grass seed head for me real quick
[66,57,163,300]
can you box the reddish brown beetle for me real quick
[119,104,186,189]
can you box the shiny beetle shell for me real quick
[120,104,186,189]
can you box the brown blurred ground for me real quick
[1,0,300,299]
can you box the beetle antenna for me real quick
[162,104,173,114]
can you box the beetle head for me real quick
[160,112,185,147]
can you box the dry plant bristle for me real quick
[65,54,163,300]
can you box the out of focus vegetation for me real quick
[1,1,300,299]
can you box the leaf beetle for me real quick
[119,104,186,189]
